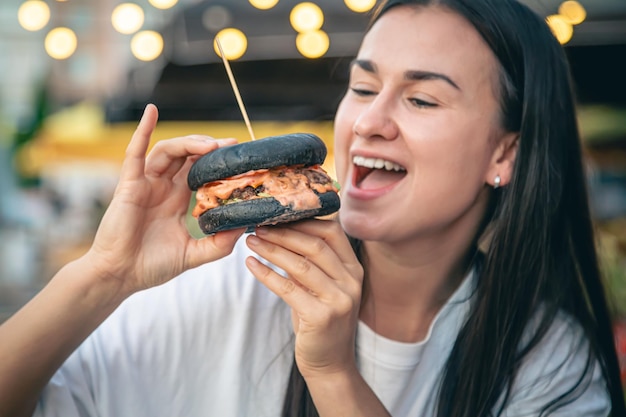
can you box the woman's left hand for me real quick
[245,219,364,379]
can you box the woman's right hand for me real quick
[0,104,246,417]
[85,104,245,296]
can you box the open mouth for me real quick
[353,155,407,190]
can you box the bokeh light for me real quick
[202,5,232,32]
[45,27,78,60]
[214,28,248,60]
[131,30,164,61]
[290,2,324,33]
[546,14,574,44]
[296,30,329,59]
[18,0,50,32]
[148,0,179,10]
[344,0,376,13]
[111,3,145,35]
[249,0,280,10]
[558,0,586,25]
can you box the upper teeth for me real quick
[353,156,405,171]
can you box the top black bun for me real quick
[187,133,327,190]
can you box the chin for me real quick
[339,209,388,242]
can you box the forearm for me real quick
[306,368,392,417]
[0,255,131,417]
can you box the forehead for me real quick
[358,6,499,92]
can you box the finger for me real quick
[185,228,246,268]
[171,156,196,188]
[284,220,362,274]
[145,137,237,178]
[165,158,196,206]
[245,255,321,312]
[246,234,337,297]
[254,222,362,282]
[161,139,236,194]
[121,103,159,182]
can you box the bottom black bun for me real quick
[197,191,340,235]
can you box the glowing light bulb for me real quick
[18,0,50,32]
[290,2,324,33]
[112,3,145,35]
[131,30,164,61]
[148,0,178,10]
[45,27,78,60]
[344,0,376,13]
[546,14,573,44]
[296,29,329,59]
[214,28,248,60]
[558,0,586,25]
[249,0,279,10]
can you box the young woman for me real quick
[1,0,624,416]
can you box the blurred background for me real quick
[0,0,625,379]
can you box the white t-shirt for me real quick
[34,239,610,417]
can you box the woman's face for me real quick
[334,5,510,245]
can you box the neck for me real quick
[358,228,478,344]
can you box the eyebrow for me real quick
[352,59,461,90]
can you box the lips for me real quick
[352,155,407,190]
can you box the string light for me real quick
[558,0,586,25]
[131,30,164,61]
[249,0,280,10]
[45,27,77,59]
[18,0,50,32]
[546,14,574,44]
[214,28,248,60]
[111,3,145,35]
[344,0,376,13]
[296,29,329,58]
[148,0,179,10]
[290,2,324,33]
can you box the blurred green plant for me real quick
[597,220,626,390]
[11,80,51,188]
[598,222,626,318]
[579,105,626,145]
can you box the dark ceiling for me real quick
[105,0,626,122]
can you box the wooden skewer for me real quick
[215,36,256,141]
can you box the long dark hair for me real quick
[281,1,626,416]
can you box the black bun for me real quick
[197,191,340,235]
[188,133,327,191]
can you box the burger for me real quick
[187,133,340,235]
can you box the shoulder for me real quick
[502,310,610,416]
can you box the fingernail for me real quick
[245,256,261,269]
[247,235,261,246]
[255,227,268,236]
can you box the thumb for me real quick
[187,228,247,267]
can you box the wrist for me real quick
[62,252,136,310]
[302,363,360,389]
[302,365,390,417]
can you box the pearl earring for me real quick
[494,175,501,189]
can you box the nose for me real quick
[353,94,399,141]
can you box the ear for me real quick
[486,131,518,188]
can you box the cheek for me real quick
[332,98,355,186]
[408,122,494,188]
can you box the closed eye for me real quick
[350,87,377,97]
[409,98,437,108]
